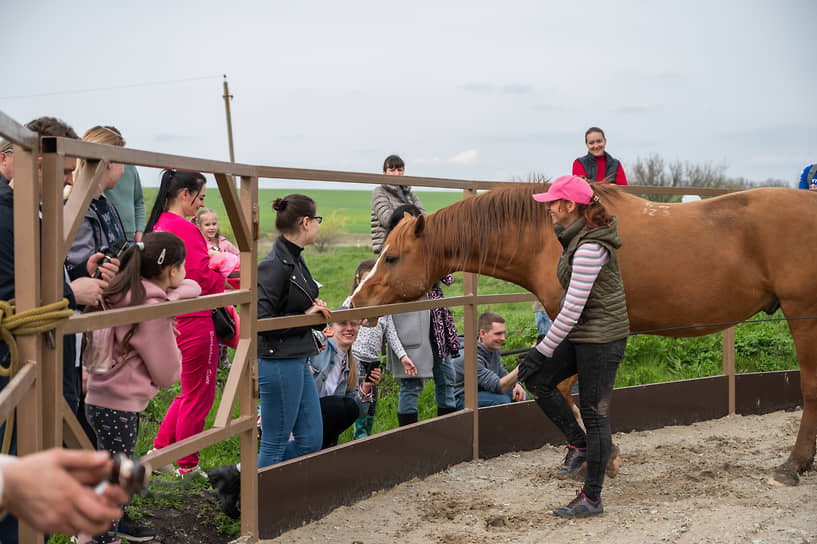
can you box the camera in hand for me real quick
[109,452,148,495]
[94,238,130,279]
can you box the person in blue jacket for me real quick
[798,164,816,191]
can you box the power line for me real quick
[0,74,223,100]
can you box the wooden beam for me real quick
[62,398,94,450]
[46,137,257,177]
[213,338,251,428]
[63,290,251,334]
[214,174,252,252]
[62,160,107,264]
[0,363,36,424]
[40,153,67,447]
[140,415,254,472]
[722,327,736,414]
[0,111,38,151]
[461,188,479,460]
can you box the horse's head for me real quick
[350,214,437,311]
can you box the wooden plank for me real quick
[12,145,45,544]
[140,415,254,472]
[63,290,251,334]
[62,160,107,263]
[40,153,67,447]
[213,338,251,427]
[238,174,259,537]
[47,137,257,177]
[62,398,94,450]
[0,363,36,424]
[0,111,38,150]
[214,173,252,252]
[722,326,736,414]
[461,188,479,460]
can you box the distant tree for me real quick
[313,211,347,253]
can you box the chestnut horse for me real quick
[351,183,817,486]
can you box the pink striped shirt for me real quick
[536,242,609,357]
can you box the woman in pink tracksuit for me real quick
[145,170,225,475]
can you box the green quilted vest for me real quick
[556,218,630,343]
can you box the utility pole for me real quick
[222,74,235,162]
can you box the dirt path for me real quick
[261,409,816,544]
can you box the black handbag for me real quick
[212,307,236,341]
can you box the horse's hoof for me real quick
[770,464,799,487]
[606,443,622,478]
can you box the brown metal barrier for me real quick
[0,108,755,543]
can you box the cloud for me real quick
[416,149,479,166]
[461,82,532,95]
[501,83,532,95]
[461,82,495,93]
[451,149,478,165]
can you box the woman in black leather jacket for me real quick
[256,194,329,466]
[208,194,329,518]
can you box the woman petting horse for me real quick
[518,175,628,518]
[349,180,817,491]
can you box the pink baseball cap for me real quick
[532,175,594,205]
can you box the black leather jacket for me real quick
[257,236,322,359]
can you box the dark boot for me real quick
[436,406,458,416]
[207,464,241,519]
[397,412,418,427]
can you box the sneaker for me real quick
[552,491,603,518]
[117,512,156,542]
[556,445,587,481]
[175,465,205,478]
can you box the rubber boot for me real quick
[364,415,375,436]
[397,412,418,427]
[207,464,241,519]
[353,416,369,439]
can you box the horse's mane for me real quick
[418,181,625,272]
[421,183,550,271]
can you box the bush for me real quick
[313,211,347,253]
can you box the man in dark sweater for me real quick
[453,312,527,409]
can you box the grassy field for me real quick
[103,188,800,541]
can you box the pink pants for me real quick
[153,315,218,469]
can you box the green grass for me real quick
[143,187,461,240]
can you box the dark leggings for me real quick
[85,404,140,544]
[525,339,626,502]
[319,396,360,449]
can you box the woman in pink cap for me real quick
[519,174,629,518]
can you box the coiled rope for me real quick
[0,298,73,454]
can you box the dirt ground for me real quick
[258,408,816,544]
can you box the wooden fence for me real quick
[0,109,742,543]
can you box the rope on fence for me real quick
[0,298,73,454]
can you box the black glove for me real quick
[517,346,549,383]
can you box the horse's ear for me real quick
[414,214,425,237]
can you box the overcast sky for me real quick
[4,1,814,189]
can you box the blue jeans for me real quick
[258,357,323,469]
[455,390,514,410]
[535,311,553,339]
[398,353,456,414]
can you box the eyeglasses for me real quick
[311,216,323,224]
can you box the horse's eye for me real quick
[384,255,399,265]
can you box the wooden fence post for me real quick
[722,326,736,414]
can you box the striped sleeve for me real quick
[536,242,609,357]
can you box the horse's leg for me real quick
[771,316,817,486]
[556,374,622,477]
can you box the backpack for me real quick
[82,302,116,374]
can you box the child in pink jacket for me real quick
[85,232,200,544]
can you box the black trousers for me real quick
[525,338,626,501]
[319,396,360,449]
